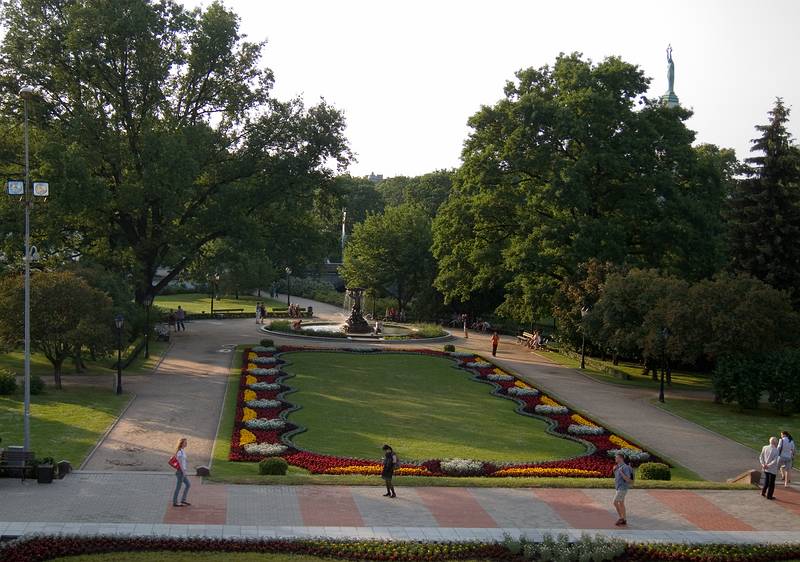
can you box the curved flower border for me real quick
[229,346,657,478]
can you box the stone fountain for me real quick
[343,287,371,334]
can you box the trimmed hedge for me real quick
[637,462,671,481]
[259,457,288,475]
[259,339,274,348]
[0,368,16,394]
[29,375,45,395]
[443,344,455,352]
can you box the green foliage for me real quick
[29,375,45,395]
[727,98,800,307]
[258,457,288,475]
[443,344,455,352]
[518,533,626,561]
[0,271,114,389]
[764,350,800,415]
[409,324,447,338]
[341,203,435,312]
[0,368,16,394]
[259,339,274,348]
[714,351,800,413]
[433,53,732,322]
[638,462,671,480]
[375,170,454,216]
[275,278,342,307]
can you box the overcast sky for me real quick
[182,0,800,178]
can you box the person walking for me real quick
[171,438,191,507]
[260,303,268,324]
[167,310,177,332]
[461,313,469,339]
[760,436,780,499]
[491,331,499,357]
[778,431,795,487]
[255,303,262,324]
[175,306,186,332]
[381,444,398,498]
[612,453,633,526]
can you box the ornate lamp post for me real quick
[210,273,220,315]
[659,327,671,403]
[285,267,292,307]
[579,306,591,370]
[114,315,124,395]
[143,293,154,359]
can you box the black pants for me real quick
[762,472,776,498]
[492,344,498,356]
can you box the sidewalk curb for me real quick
[79,393,137,471]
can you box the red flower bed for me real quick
[228,346,656,478]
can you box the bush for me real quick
[0,368,16,394]
[411,323,446,338]
[637,462,671,481]
[763,349,800,415]
[29,375,45,395]
[522,533,626,561]
[259,338,274,348]
[713,355,763,409]
[259,457,288,475]
[443,344,455,352]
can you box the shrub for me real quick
[443,344,455,352]
[713,355,763,409]
[763,349,800,415]
[411,323,446,338]
[29,375,45,395]
[439,458,485,476]
[259,457,288,475]
[638,462,671,480]
[0,368,16,394]
[523,533,626,561]
[259,338,274,348]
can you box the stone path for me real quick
[1,474,799,542]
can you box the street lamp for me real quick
[285,267,292,307]
[659,327,671,403]
[579,306,591,370]
[210,273,220,315]
[114,315,124,395]
[143,293,154,359]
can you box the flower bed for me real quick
[228,346,657,477]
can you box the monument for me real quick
[343,287,371,334]
[661,44,680,108]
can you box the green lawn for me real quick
[284,351,585,462]
[656,398,799,452]
[154,293,283,315]
[0,385,130,464]
[537,349,712,390]
[0,340,169,382]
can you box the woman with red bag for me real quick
[170,438,191,507]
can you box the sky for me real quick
[183,0,800,178]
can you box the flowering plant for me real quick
[535,404,569,415]
[248,382,282,391]
[251,345,277,353]
[439,458,485,476]
[568,424,604,435]
[465,361,493,368]
[245,418,286,430]
[247,367,282,377]
[252,356,278,365]
[608,448,650,462]
[508,386,539,396]
[244,443,288,456]
[449,351,475,358]
[246,399,282,409]
[486,373,514,382]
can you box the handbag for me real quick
[168,455,180,470]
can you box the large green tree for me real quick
[726,98,800,305]
[376,170,454,217]
[340,203,435,313]
[0,0,350,304]
[432,53,732,322]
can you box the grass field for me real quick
[656,398,800,452]
[0,386,130,464]
[285,351,585,462]
[154,293,283,315]
[537,349,712,390]
[0,340,169,382]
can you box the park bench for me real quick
[213,307,244,319]
[0,447,35,482]
[516,331,535,345]
[154,323,170,342]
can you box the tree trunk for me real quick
[666,359,672,385]
[649,358,658,381]
[612,351,619,365]
[72,349,86,373]
[53,359,64,390]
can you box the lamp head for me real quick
[285,267,292,275]
[19,85,36,100]
[114,314,124,330]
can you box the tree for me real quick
[376,170,454,216]
[727,98,800,306]
[340,203,435,313]
[0,0,350,306]
[0,271,114,388]
[432,53,731,322]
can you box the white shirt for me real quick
[759,444,780,475]
[176,449,188,473]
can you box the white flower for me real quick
[568,424,604,435]
[507,387,539,396]
[248,382,281,391]
[439,458,485,476]
[608,448,650,462]
[486,373,514,381]
[251,346,277,353]
[449,351,475,358]
[246,399,282,409]
[244,443,287,456]
[534,404,569,415]
[253,356,278,365]
[465,361,493,368]
[247,368,281,377]
[245,418,286,430]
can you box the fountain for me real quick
[343,287,371,334]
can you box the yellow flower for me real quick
[540,395,563,408]
[242,407,257,422]
[247,363,258,371]
[492,467,602,477]
[243,389,256,402]
[239,429,256,446]
[245,375,257,386]
[247,352,257,361]
[570,414,598,427]
[324,465,430,476]
[514,380,532,389]
[609,435,641,451]
[493,368,506,375]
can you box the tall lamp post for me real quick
[143,293,154,359]
[659,327,671,403]
[210,273,219,315]
[114,315,124,395]
[285,267,292,307]
[579,306,591,370]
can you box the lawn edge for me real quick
[78,392,137,470]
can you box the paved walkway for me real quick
[1,474,799,543]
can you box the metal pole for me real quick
[22,94,31,453]
[116,328,123,395]
[580,332,586,370]
[286,272,291,307]
[659,356,666,403]
[144,302,150,359]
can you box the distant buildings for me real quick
[367,172,383,183]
